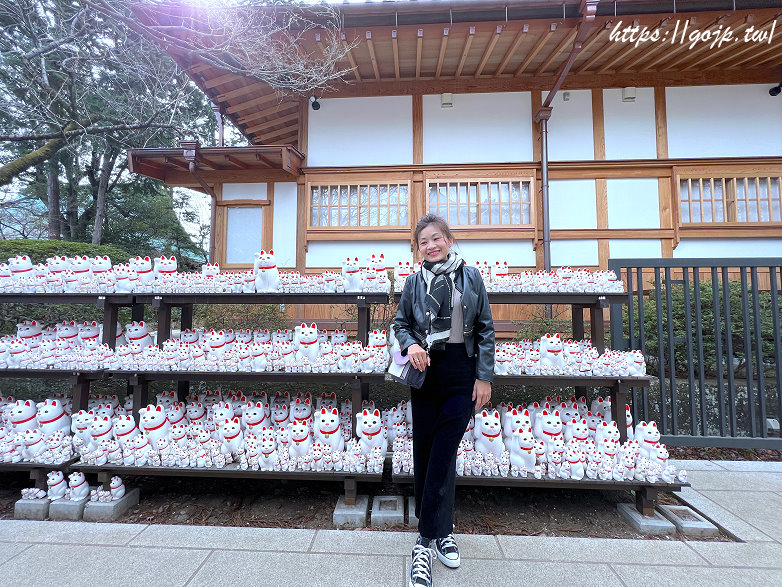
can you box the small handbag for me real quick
[387,350,427,389]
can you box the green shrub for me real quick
[0,239,130,265]
[627,279,775,378]
[193,304,287,332]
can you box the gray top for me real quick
[448,287,464,344]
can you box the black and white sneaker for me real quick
[434,534,460,568]
[409,543,434,587]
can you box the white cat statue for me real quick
[509,428,537,474]
[139,405,170,450]
[316,407,345,453]
[110,476,126,499]
[67,471,90,500]
[539,333,565,374]
[46,470,68,500]
[36,399,71,436]
[341,257,364,292]
[473,409,504,460]
[357,409,387,456]
[296,323,321,364]
[254,250,281,293]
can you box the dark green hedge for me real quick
[0,239,130,265]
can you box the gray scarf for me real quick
[420,251,464,349]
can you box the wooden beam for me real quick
[475,26,502,77]
[413,95,423,165]
[203,73,243,89]
[494,28,527,77]
[342,36,362,81]
[164,169,296,186]
[392,30,401,79]
[698,17,781,70]
[654,86,668,159]
[256,153,276,168]
[322,66,780,98]
[215,199,271,207]
[224,154,248,169]
[262,183,274,252]
[571,25,610,69]
[298,97,309,159]
[592,89,605,161]
[366,32,381,81]
[575,33,621,73]
[237,102,297,126]
[245,112,299,135]
[197,156,227,171]
[435,28,449,79]
[228,92,286,116]
[515,25,556,76]
[164,157,189,171]
[596,21,668,74]
[726,39,782,68]
[416,29,423,78]
[258,130,299,144]
[216,83,268,103]
[455,27,475,78]
[535,28,577,75]
[656,13,751,71]
[296,179,307,271]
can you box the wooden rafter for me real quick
[245,112,299,135]
[574,29,622,73]
[236,102,297,126]
[475,26,503,77]
[494,27,526,77]
[203,73,242,89]
[366,31,381,80]
[455,27,475,78]
[258,131,298,145]
[416,29,423,78]
[662,14,757,71]
[535,28,577,75]
[595,22,672,73]
[196,156,226,171]
[164,157,189,171]
[435,28,449,79]
[224,155,249,169]
[616,22,672,72]
[733,44,782,69]
[392,30,401,79]
[228,92,286,115]
[217,83,267,103]
[341,35,362,81]
[256,125,299,143]
[698,16,781,70]
[515,24,556,76]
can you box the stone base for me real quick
[618,502,676,536]
[407,496,418,530]
[14,498,50,520]
[49,495,91,521]
[333,494,369,529]
[82,488,139,522]
[370,495,404,528]
[657,504,720,538]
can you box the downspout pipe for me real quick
[535,107,553,272]
[180,140,219,263]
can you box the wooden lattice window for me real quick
[427,178,533,227]
[679,175,782,223]
[309,182,410,229]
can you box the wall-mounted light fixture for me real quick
[562,91,570,102]
[622,87,636,102]
[769,82,782,97]
[310,95,321,110]
[441,93,453,108]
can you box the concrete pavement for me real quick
[0,459,780,586]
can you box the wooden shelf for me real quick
[393,291,627,306]
[391,472,687,491]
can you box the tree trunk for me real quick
[46,157,61,239]
[91,147,117,245]
[0,122,77,187]
[64,157,79,239]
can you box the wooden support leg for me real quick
[177,380,190,403]
[156,303,172,348]
[344,477,357,506]
[357,299,369,346]
[591,304,606,354]
[102,303,119,349]
[611,382,629,443]
[70,375,91,412]
[351,379,362,437]
[131,377,150,423]
[572,305,585,340]
[29,469,47,489]
[180,304,194,330]
[98,471,112,490]
[636,486,658,516]
[131,303,145,323]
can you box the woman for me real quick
[393,213,495,587]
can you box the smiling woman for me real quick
[393,213,495,587]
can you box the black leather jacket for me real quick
[393,264,495,383]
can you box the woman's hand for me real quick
[406,343,430,372]
[472,379,492,409]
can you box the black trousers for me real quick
[411,343,476,540]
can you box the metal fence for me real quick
[608,257,782,449]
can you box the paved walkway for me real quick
[0,460,781,586]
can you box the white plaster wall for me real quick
[422,92,533,164]
[666,85,782,158]
[272,182,297,268]
[673,238,782,258]
[546,89,594,161]
[222,183,267,200]
[307,96,413,166]
[609,239,662,260]
[550,240,599,266]
[606,178,660,229]
[453,240,536,267]
[225,207,263,264]
[549,179,597,229]
[306,240,413,268]
[603,88,657,160]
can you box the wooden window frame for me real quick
[673,165,782,234]
[217,184,274,270]
[424,169,537,240]
[305,172,413,242]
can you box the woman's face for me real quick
[418,224,453,263]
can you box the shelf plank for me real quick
[391,472,686,491]
[393,292,628,305]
